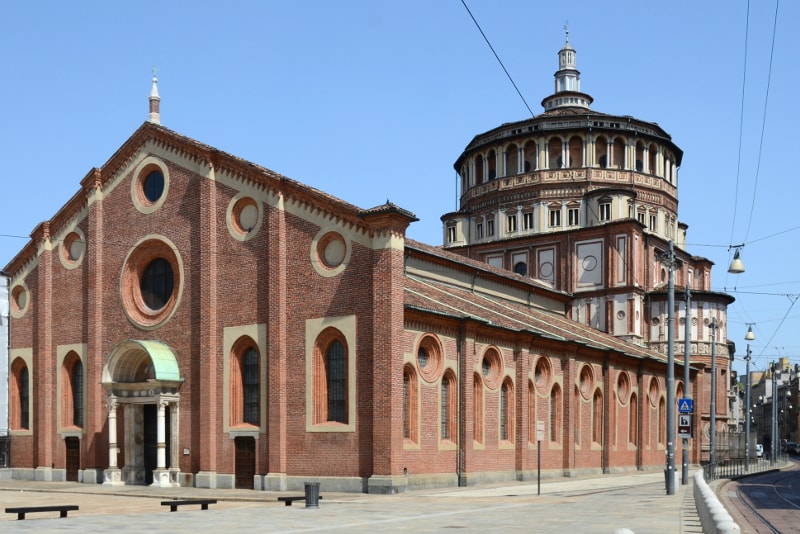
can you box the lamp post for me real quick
[709,318,718,478]
[664,242,676,495]
[772,362,778,465]
[744,325,754,470]
[681,288,691,485]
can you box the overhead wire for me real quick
[459,0,535,117]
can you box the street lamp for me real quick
[709,318,719,478]
[728,245,745,274]
[681,287,691,486]
[744,325,754,470]
[664,242,676,495]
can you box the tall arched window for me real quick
[242,348,259,425]
[593,390,603,444]
[474,373,484,444]
[230,340,261,427]
[62,352,84,428]
[11,358,29,430]
[441,371,457,441]
[550,385,561,443]
[500,378,513,442]
[528,380,535,444]
[629,393,638,445]
[312,327,351,426]
[72,360,84,427]
[403,365,419,443]
[327,340,346,423]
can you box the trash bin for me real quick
[304,482,320,509]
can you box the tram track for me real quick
[718,463,800,533]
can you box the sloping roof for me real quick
[404,272,669,364]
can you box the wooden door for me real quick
[235,437,256,489]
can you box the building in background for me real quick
[442,35,734,463]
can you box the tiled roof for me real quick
[404,272,669,364]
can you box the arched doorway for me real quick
[101,340,184,487]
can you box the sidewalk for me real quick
[0,471,702,533]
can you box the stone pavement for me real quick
[0,471,703,533]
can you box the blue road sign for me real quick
[678,398,693,413]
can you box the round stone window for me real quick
[10,283,30,317]
[132,158,170,214]
[534,356,552,394]
[416,334,443,383]
[617,372,631,405]
[311,229,351,277]
[481,348,503,389]
[121,237,183,329]
[60,229,86,269]
[143,170,164,203]
[229,195,261,238]
[579,364,594,400]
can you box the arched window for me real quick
[311,324,354,429]
[441,371,457,441]
[62,352,84,428]
[500,378,513,442]
[242,348,260,425]
[550,385,561,443]
[528,380,536,444]
[230,340,261,427]
[327,340,346,423]
[11,359,29,430]
[403,365,419,443]
[593,390,603,444]
[629,393,638,445]
[474,373,484,444]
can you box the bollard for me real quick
[304,481,320,509]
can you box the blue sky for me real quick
[1,1,797,378]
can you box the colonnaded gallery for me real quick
[2,37,734,492]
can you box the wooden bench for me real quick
[5,505,79,520]
[277,495,323,506]
[160,499,217,512]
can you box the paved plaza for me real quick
[0,471,703,533]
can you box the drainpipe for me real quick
[457,318,466,486]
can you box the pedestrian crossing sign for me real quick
[678,398,693,413]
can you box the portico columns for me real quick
[103,396,123,485]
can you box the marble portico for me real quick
[101,340,183,487]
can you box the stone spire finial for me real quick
[148,67,161,125]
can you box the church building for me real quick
[2,38,726,493]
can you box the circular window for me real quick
[60,230,86,269]
[319,232,346,269]
[416,334,443,383]
[579,364,594,399]
[617,372,631,405]
[539,261,554,278]
[121,237,183,329]
[481,348,503,389]
[131,158,170,214]
[311,229,351,277]
[228,195,261,239]
[10,283,30,317]
[617,310,625,320]
[143,170,164,203]
[140,258,174,310]
[649,377,660,407]
[582,255,598,271]
[534,356,552,394]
